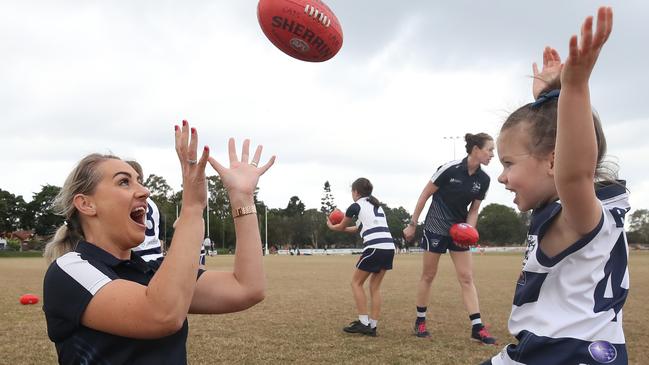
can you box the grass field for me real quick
[1,252,648,364]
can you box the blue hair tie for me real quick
[531,89,560,107]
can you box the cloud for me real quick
[1,0,646,218]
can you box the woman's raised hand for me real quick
[208,138,275,200]
[174,120,209,211]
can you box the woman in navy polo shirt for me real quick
[42,121,275,364]
[403,133,496,344]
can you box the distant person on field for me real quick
[403,132,496,344]
[327,178,395,337]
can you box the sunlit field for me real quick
[1,252,648,364]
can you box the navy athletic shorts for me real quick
[419,230,469,253]
[356,248,394,273]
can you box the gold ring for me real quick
[250,161,258,167]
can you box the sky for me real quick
[2,0,648,218]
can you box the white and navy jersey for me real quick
[424,157,490,235]
[345,197,395,251]
[492,182,630,365]
[132,197,163,262]
[42,241,205,364]
[199,238,210,266]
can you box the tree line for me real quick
[2,177,649,251]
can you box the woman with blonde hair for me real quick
[43,121,275,364]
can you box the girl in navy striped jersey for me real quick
[483,7,629,365]
[327,178,396,337]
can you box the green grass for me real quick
[0,251,44,258]
[1,252,648,364]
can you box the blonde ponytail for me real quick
[44,225,76,264]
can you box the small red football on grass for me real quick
[450,223,479,247]
[257,0,343,62]
[19,294,39,305]
[328,209,344,225]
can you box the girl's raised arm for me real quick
[555,6,613,235]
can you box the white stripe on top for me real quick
[430,159,462,183]
[56,252,112,295]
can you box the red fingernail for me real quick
[174,125,179,131]
[191,127,196,134]
[204,146,209,152]
[182,120,188,126]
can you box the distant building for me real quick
[0,231,35,251]
[8,230,35,242]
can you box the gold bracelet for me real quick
[232,205,257,218]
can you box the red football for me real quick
[449,223,479,247]
[328,208,344,225]
[257,0,343,62]
[19,294,39,305]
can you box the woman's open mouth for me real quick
[130,206,147,227]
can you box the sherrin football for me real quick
[257,0,343,62]
[328,208,344,225]
[449,223,479,247]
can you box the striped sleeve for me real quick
[43,253,114,341]
[431,160,459,188]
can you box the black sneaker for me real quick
[367,327,377,337]
[471,326,497,345]
[343,320,372,335]
[414,320,430,338]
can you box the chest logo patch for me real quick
[588,341,617,363]
[471,182,481,193]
